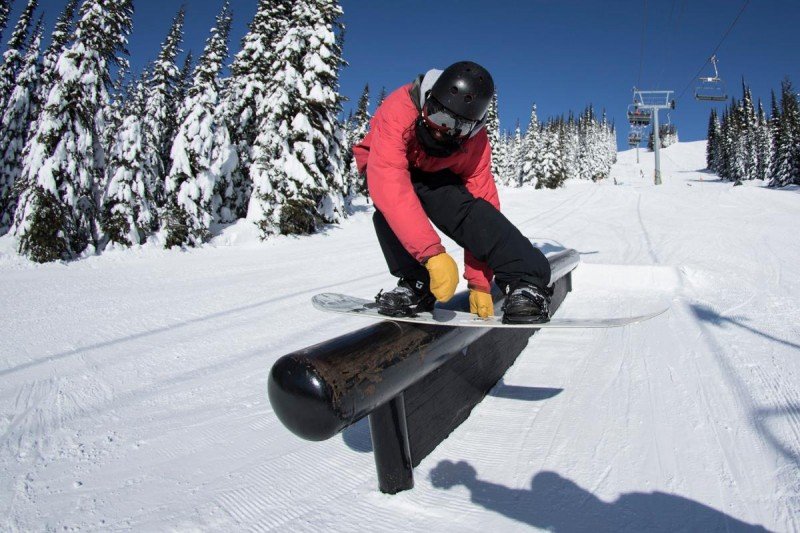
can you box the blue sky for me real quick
[10,0,800,149]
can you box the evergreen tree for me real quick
[247,0,347,237]
[38,0,78,104]
[101,78,155,246]
[503,121,523,186]
[520,103,540,186]
[11,0,133,262]
[740,80,758,181]
[771,78,800,186]
[0,22,41,232]
[754,99,772,182]
[0,0,10,43]
[706,108,719,171]
[164,2,237,247]
[493,129,509,185]
[376,86,387,107]
[536,120,566,189]
[224,0,292,218]
[173,50,193,117]
[785,80,800,185]
[562,114,580,181]
[343,83,369,198]
[485,92,501,180]
[0,0,37,107]
[142,7,185,212]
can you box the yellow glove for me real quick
[424,252,459,302]
[469,289,494,318]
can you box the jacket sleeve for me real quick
[459,131,500,292]
[366,108,445,263]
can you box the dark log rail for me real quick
[268,249,580,493]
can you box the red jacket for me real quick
[353,83,500,292]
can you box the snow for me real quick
[1,141,798,531]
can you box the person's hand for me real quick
[424,253,459,302]
[469,289,493,318]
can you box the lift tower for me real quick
[632,89,675,185]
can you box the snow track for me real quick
[1,141,798,531]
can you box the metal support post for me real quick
[369,393,413,494]
[631,90,673,186]
[653,110,662,185]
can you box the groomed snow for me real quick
[1,141,798,531]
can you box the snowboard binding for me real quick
[375,279,436,317]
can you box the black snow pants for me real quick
[373,168,551,293]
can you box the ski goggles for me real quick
[422,97,480,139]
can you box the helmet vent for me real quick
[450,86,458,95]
[464,95,473,103]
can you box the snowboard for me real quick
[312,293,669,329]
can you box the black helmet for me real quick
[428,61,494,122]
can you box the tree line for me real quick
[706,78,800,187]
[0,0,618,264]
[344,86,617,194]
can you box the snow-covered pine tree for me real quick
[485,92,501,180]
[783,79,800,186]
[493,129,509,185]
[754,99,772,182]
[173,50,192,119]
[140,7,184,215]
[0,0,37,108]
[164,2,237,248]
[247,0,347,237]
[376,86,387,107]
[520,104,540,186]
[224,0,292,218]
[576,106,593,181]
[506,121,523,186]
[561,114,580,181]
[40,0,77,87]
[730,98,747,185]
[598,109,616,178]
[0,21,41,233]
[719,107,734,181]
[770,79,800,186]
[0,0,10,43]
[740,80,758,181]
[536,120,566,189]
[11,0,133,263]
[706,108,719,171]
[343,83,370,199]
[101,77,156,246]
[101,57,129,176]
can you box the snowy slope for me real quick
[1,141,798,531]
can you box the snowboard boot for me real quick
[502,281,551,324]
[375,278,436,317]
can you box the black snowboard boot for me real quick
[375,278,436,317]
[502,281,551,324]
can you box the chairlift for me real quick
[628,130,642,146]
[695,55,728,102]
[627,104,652,126]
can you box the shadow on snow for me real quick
[429,460,769,532]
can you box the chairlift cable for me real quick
[676,0,751,102]
[637,0,648,88]
[657,0,684,87]
[656,0,676,86]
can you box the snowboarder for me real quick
[353,61,552,324]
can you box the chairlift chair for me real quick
[627,104,652,126]
[695,55,728,102]
[628,130,642,146]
